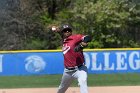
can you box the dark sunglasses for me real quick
[62,29,72,33]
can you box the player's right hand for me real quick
[51,26,60,32]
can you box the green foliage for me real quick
[24,38,47,49]
[24,30,61,49]
[0,0,140,50]
[40,13,53,24]
[22,0,140,49]
[69,0,140,48]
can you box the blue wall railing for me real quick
[0,48,140,76]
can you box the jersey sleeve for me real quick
[75,34,85,42]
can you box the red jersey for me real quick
[62,34,85,67]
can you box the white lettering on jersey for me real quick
[62,44,70,54]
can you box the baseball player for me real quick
[51,24,92,93]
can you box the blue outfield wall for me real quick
[0,49,140,76]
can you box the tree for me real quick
[69,0,140,48]
[0,0,140,50]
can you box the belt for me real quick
[65,64,83,70]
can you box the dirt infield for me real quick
[0,86,140,93]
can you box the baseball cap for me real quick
[60,24,72,32]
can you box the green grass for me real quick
[0,73,140,88]
[87,73,140,86]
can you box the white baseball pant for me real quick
[57,65,88,93]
